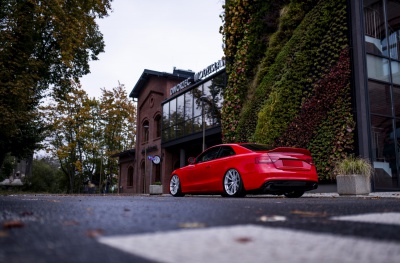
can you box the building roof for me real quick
[110,149,135,158]
[129,68,194,98]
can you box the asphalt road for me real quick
[1,193,400,263]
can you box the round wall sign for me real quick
[152,155,161,164]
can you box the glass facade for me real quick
[162,71,226,143]
[364,0,400,189]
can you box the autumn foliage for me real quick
[41,82,136,193]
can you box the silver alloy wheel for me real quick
[170,175,180,196]
[224,169,241,196]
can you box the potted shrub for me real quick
[149,181,163,195]
[334,156,373,195]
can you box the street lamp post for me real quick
[143,125,149,194]
[200,95,208,151]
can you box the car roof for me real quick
[209,143,274,152]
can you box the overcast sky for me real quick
[80,0,225,99]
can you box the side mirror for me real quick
[188,157,195,164]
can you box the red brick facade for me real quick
[117,69,193,194]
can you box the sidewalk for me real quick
[306,183,400,198]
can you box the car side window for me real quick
[196,147,221,163]
[218,146,236,158]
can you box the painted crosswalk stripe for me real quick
[98,224,400,263]
[331,212,400,226]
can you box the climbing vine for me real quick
[221,0,355,180]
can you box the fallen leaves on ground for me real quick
[3,220,25,229]
[62,220,80,226]
[86,229,104,238]
[291,210,328,217]
[178,222,206,228]
[235,237,253,243]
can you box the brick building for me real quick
[115,62,226,194]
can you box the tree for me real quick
[42,82,136,193]
[0,0,113,171]
[41,83,92,193]
[99,84,136,181]
[23,157,64,193]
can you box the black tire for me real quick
[284,190,304,198]
[222,169,245,197]
[169,175,185,197]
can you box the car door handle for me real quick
[205,165,211,168]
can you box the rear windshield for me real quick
[240,143,273,152]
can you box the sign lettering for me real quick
[169,59,225,96]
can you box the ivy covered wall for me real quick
[220,0,355,180]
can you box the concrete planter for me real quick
[336,174,371,195]
[149,185,163,195]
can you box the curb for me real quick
[304,192,400,198]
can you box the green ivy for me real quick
[221,0,355,180]
[254,0,348,144]
[221,0,290,142]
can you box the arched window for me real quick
[127,166,133,187]
[155,114,161,138]
[143,121,149,143]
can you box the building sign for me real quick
[193,59,225,82]
[148,155,161,164]
[169,77,193,96]
[169,59,225,96]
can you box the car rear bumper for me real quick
[260,180,318,194]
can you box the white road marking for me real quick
[331,212,400,226]
[98,224,400,263]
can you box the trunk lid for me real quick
[267,147,313,171]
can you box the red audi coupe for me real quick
[169,143,318,198]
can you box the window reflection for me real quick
[175,122,185,138]
[394,85,400,117]
[368,81,392,116]
[185,92,193,120]
[196,147,220,163]
[169,98,177,126]
[163,103,169,128]
[364,0,385,56]
[203,81,213,127]
[367,55,391,82]
[162,102,170,141]
[364,0,400,190]
[185,119,193,134]
[392,60,400,85]
[193,116,202,133]
[162,128,169,141]
[193,86,202,118]
[370,115,399,189]
[177,96,185,124]
[161,72,226,142]
[209,73,225,124]
[387,0,400,60]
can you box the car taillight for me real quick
[255,156,273,164]
[304,156,314,165]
